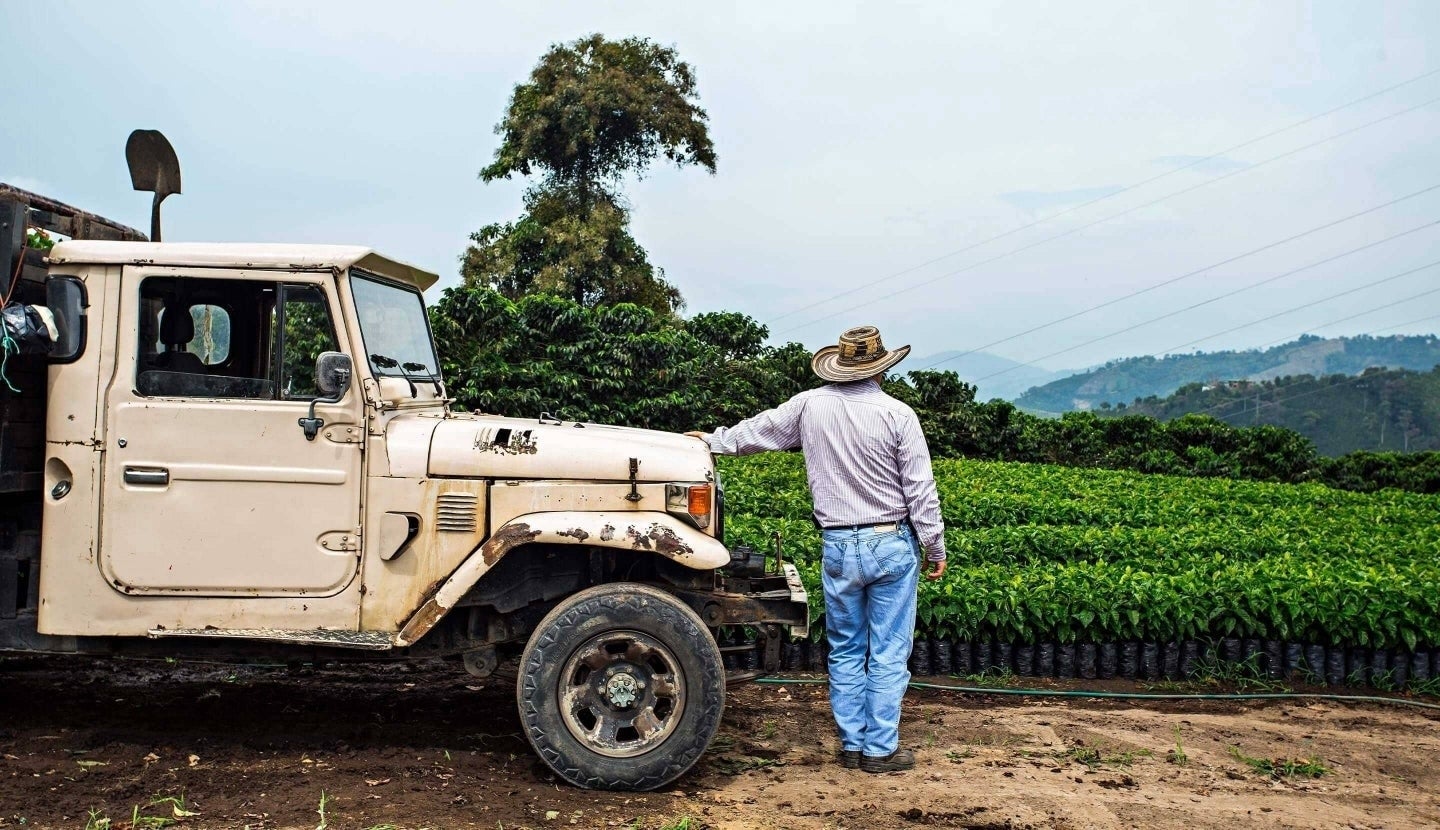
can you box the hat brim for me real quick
[811,344,911,383]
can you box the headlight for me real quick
[666,482,712,529]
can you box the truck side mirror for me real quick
[299,352,353,441]
[315,351,353,398]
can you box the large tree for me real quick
[481,34,716,195]
[465,35,715,316]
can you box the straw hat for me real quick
[810,325,911,383]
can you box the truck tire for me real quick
[517,582,724,790]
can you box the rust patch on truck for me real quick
[558,527,591,542]
[397,598,445,645]
[625,525,653,550]
[600,523,616,542]
[625,523,694,557]
[651,525,693,558]
[480,522,542,565]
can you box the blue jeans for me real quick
[821,523,919,757]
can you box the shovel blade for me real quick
[125,129,181,198]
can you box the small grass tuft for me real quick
[315,790,330,830]
[1056,743,1151,769]
[1227,746,1328,778]
[1166,725,1189,766]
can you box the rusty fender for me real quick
[394,511,730,647]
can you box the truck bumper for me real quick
[671,562,811,682]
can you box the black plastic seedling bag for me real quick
[1013,644,1034,676]
[1305,644,1328,682]
[995,642,1013,673]
[1411,651,1431,685]
[909,638,932,676]
[953,641,973,676]
[1078,643,1097,679]
[1098,643,1119,679]
[1036,642,1055,676]
[931,639,953,676]
[1056,643,1076,679]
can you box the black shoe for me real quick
[860,748,915,773]
[837,749,861,769]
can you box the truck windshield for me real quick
[351,270,441,380]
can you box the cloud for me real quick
[1150,155,1250,175]
[997,186,1126,214]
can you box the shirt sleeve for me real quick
[702,393,806,456]
[896,411,946,562]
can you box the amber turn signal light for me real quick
[688,484,712,517]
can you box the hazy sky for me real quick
[4,1,1436,374]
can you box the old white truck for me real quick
[0,156,807,791]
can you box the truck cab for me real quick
[1,190,807,791]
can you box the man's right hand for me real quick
[924,559,947,580]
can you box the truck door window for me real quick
[170,304,230,365]
[279,284,340,400]
[135,276,339,401]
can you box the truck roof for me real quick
[47,241,439,291]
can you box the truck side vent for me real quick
[435,492,479,532]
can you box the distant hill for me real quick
[1110,364,1440,456]
[910,350,1075,402]
[1014,334,1440,412]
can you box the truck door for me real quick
[100,268,363,600]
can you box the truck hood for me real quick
[386,412,714,482]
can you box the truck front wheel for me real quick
[517,582,724,790]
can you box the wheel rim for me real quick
[558,629,687,759]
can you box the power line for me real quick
[910,183,1440,374]
[961,222,1440,386]
[1152,259,1440,355]
[775,94,1440,337]
[1250,286,1440,352]
[764,66,1440,326]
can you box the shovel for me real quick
[125,129,181,242]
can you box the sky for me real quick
[3,1,1437,378]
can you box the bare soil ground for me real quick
[2,657,1437,829]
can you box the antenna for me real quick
[124,130,181,242]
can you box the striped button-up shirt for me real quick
[702,379,946,561]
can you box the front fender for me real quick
[395,511,729,647]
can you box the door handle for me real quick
[123,467,170,486]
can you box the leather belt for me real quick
[824,520,902,532]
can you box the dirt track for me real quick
[2,657,1438,829]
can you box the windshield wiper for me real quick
[403,361,447,399]
[370,353,416,397]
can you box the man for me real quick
[686,325,946,774]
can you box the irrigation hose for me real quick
[753,676,1440,712]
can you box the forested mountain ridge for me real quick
[1014,334,1440,412]
[1108,364,1440,456]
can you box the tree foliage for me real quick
[430,284,813,430]
[467,34,715,317]
[462,187,683,312]
[481,34,716,193]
